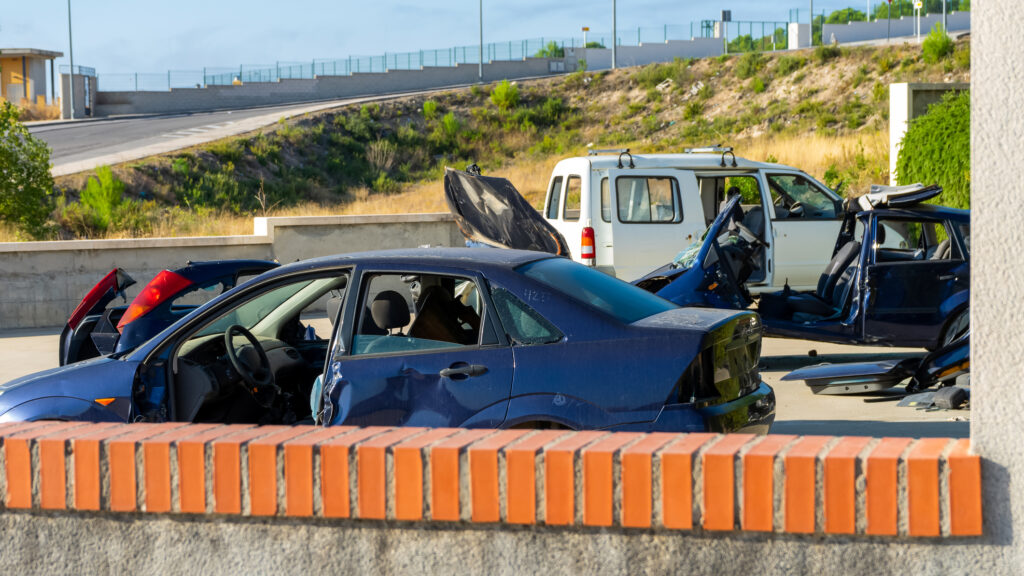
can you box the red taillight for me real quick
[581,226,596,266]
[116,270,192,332]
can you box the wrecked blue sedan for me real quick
[0,248,774,433]
[635,185,970,350]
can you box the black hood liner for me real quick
[443,168,570,256]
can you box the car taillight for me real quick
[116,270,193,333]
[581,225,596,266]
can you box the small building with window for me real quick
[0,48,63,106]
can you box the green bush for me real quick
[490,80,520,111]
[953,45,970,69]
[208,139,244,163]
[751,77,767,93]
[81,166,125,231]
[683,101,703,121]
[422,100,438,120]
[440,112,461,138]
[0,102,53,238]
[735,53,765,80]
[922,24,954,63]
[534,41,565,58]
[633,58,692,89]
[895,90,970,209]
[776,55,806,76]
[814,45,842,63]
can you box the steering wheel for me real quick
[788,201,804,218]
[224,325,277,405]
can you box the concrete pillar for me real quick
[973,0,1024,561]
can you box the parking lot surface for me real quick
[0,328,967,437]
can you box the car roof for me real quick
[862,203,970,221]
[556,153,799,172]
[273,247,554,275]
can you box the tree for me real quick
[0,101,53,238]
[534,41,565,58]
[895,90,970,209]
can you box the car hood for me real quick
[0,356,137,418]
[443,167,571,255]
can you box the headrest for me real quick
[371,291,410,331]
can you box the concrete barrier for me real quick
[0,213,462,329]
[0,423,983,573]
[823,12,971,45]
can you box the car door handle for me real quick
[440,363,488,378]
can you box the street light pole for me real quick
[942,0,947,33]
[611,0,617,69]
[478,0,483,81]
[66,0,75,119]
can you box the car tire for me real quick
[932,308,969,351]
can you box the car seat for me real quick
[784,241,861,317]
[370,291,410,334]
[927,239,951,260]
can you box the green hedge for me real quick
[895,90,970,209]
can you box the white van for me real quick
[541,148,845,292]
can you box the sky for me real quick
[2,1,871,75]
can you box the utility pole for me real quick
[612,0,617,69]
[809,0,813,46]
[942,0,947,33]
[66,0,75,120]
[478,0,483,81]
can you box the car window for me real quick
[959,224,970,255]
[545,176,563,219]
[517,257,677,323]
[351,273,487,356]
[616,176,681,223]
[766,174,838,219]
[600,177,611,222]
[564,175,582,221]
[874,219,956,262]
[488,285,563,345]
[193,280,313,338]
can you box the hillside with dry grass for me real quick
[17,38,969,241]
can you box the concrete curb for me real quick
[0,422,982,537]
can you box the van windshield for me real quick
[517,257,677,323]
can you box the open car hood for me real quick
[856,183,942,211]
[443,168,570,255]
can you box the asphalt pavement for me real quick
[0,327,968,437]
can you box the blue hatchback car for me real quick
[0,248,774,433]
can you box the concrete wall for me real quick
[94,59,552,117]
[60,72,96,119]
[824,12,971,44]
[0,213,461,329]
[0,422,984,574]
[889,82,970,185]
[788,23,812,49]
[568,38,725,70]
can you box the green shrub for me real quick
[208,139,244,163]
[646,88,662,102]
[534,41,565,58]
[922,24,954,63]
[895,90,970,209]
[422,100,438,120]
[490,80,520,111]
[683,101,703,121]
[81,166,125,231]
[813,45,842,63]
[954,45,970,69]
[872,82,888,103]
[735,52,765,80]
[634,58,692,89]
[440,112,461,138]
[776,55,806,76]
[751,76,767,93]
[0,102,53,238]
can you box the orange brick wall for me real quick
[0,422,982,537]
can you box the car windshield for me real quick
[193,279,314,337]
[517,257,677,323]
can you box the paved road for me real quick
[28,97,388,176]
[0,328,968,437]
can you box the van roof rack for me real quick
[587,148,630,156]
[684,145,733,154]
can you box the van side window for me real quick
[564,176,582,221]
[766,174,839,220]
[615,177,681,224]
[600,178,611,222]
[545,177,564,219]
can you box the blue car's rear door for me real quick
[323,270,514,428]
[861,217,969,346]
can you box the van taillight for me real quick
[116,270,192,333]
[581,226,596,266]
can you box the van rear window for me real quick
[564,176,582,221]
[616,177,681,223]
